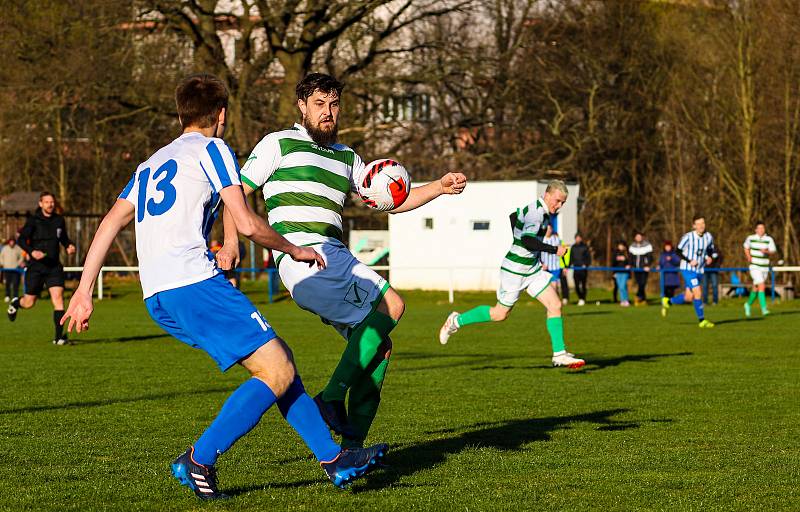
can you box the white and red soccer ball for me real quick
[359,159,411,211]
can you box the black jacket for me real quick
[571,242,592,268]
[18,208,73,267]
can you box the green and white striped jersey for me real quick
[743,233,776,269]
[240,124,367,255]
[501,198,550,276]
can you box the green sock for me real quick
[758,291,767,311]
[321,311,396,402]
[747,291,757,306]
[546,316,566,354]
[343,351,390,449]
[457,305,492,327]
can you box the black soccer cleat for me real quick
[314,393,357,438]
[7,297,19,322]
[170,447,229,501]
[321,443,388,488]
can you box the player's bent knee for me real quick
[242,337,297,397]
[489,306,509,322]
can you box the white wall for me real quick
[389,180,580,290]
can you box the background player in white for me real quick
[743,221,777,317]
[224,73,466,449]
[660,215,716,328]
[438,180,586,369]
[61,74,386,500]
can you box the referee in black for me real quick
[8,191,76,345]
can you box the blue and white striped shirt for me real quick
[542,233,561,271]
[677,231,714,274]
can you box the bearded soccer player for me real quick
[660,215,716,328]
[438,180,586,369]
[62,73,386,500]
[743,221,777,317]
[8,191,76,345]
[225,73,466,448]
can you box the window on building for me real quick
[423,218,434,230]
[381,94,431,122]
[472,220,490,231]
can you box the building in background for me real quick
[389,180,580,291]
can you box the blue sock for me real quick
[193,378,277,466]
[277,376,341,462]
[693,299,704,321]
[670,295,686,305]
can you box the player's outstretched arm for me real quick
[62,199,134,333]
[219,185,325,269]
[218,181,257,269]
[390,172,467,214]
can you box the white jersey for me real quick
[240,124,368,262]
[677,231,714,274]
[118,132,241,298]
[743,233,776,270]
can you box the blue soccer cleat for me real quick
[321,443,388,488]
[171,447,229,500]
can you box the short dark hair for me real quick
[39,191,54,200]
[175,74,228,129]
[296,73,344,102]
[692,214,704,222]
[755,220,765,228]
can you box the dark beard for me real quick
[304,117,338,147]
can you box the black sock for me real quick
[54,310,65,340]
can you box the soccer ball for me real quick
[358,159,411,211]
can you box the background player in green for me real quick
[438,180,586,369]
[742,221,777,317]
[223,73,467,448]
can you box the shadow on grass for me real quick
[0,386,236,415]
[226,408,644,496]
[77,333,172,344]
[396,352,517,373]
[713,317,763,325]
[471,352,693,373]
[354,408,642,491]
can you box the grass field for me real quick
[1,280,798,511]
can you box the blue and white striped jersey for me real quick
[677,231,714,274]
[118,132,241,298]
[542,233,561,271]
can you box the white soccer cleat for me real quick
[439,311,460,345]
[552,353,586,369]
[577,299,585,306]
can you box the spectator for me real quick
[542,226,568,304]
[612,240,631,307]
[1,238,25,301]
[658,240,681,299]
[629,231,654,305]
[702,246,722,305]
[571,233,591,306]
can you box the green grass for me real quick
[1,281,798,511]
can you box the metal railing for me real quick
[1,264,797,304]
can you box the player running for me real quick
[742,221,777,317]
[438,180,586,369]
[7,191,76,345]
[660,215,716,327]
[61,74,386,500]
[227,73,466,449]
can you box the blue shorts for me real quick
[145,274,277,371]
[549,268,562,282]
[681,270,701,290]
